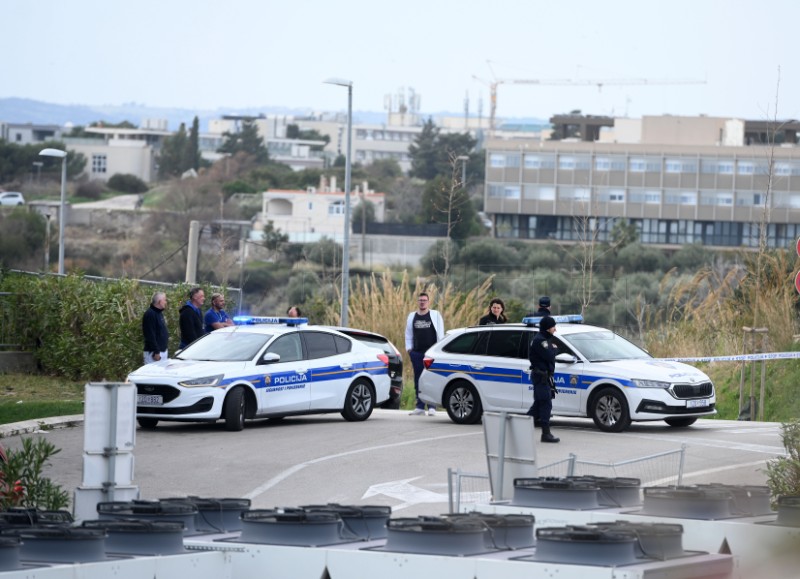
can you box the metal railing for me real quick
[448,444,686,513]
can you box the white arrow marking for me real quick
[362,477,450,511]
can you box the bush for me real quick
[107,173,149,194]
[75,179,107,200]
[765,420,800,507]
[0,437,70,511]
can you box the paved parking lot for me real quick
[0,411,785,517]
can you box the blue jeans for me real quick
[409,350,432,410]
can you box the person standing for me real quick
[179,287,205,348]
[142,292,169,364]
[405,292,445,416]
[204,293,234,333]
[479,298,507,325]
[535,296,551,317]
[526,316,560,443]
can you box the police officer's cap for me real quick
[540,316,556,331]
[539,296,551,308]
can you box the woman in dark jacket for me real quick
[478,298,507,325]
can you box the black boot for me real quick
[541,427,560,443]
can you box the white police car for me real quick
[418,315,716,432]
[129,317,391,431]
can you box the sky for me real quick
[2,0,798,123]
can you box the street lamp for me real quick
[324,77,353,327]
[39,148,67,275]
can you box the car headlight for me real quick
[633,379,671,389]
[178,374,224,388]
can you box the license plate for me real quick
[686,399,709,408]
[137,394,163,406]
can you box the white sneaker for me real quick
[409,408,425,416]
[427,407,436,417]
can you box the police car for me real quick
[128,317,392,431]
[418,315,716,432]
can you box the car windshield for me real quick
[176,331,274,362]
[562,330,651,362]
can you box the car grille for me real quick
[672,382,714,399]
[135,384,181,403]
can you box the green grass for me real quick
[0,374,85,426]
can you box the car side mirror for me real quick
[261,352,281,365]
[555,353,577,364]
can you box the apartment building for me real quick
[484,115,800,249]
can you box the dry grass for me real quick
[321,271,494,383]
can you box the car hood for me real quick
[128,359,248,380]
[582,358,711,383]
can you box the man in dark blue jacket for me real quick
[142,292,169,364]
[527,316,560,443]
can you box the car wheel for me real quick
[590,387,631,432]
[224,388,246,431]
[137,417,158,429]
[341,379,375,422]
[444,381,482,425]
[664,417,698,427]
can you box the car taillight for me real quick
[423,357,434,369]
[377,353,390,366]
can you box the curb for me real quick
[0,415,85,438]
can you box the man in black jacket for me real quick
[179,287,205,348]
[526,316,560,443]
[142,292,169,364]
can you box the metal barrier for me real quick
[448,444,686,512]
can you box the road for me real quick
[0,411,785,518]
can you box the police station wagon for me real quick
[418,316,716,432]
[128,317,391,431]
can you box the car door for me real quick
[549,335,583,414]
[259,332,311,413]
[476,329,529,411]
[302,330,356,410]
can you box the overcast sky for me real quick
[3,0,797,122]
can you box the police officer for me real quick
[527,315,560,443]
[535,296,551,316]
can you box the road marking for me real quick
[243,431,482,501]
[361,477,449,511]
[650,459,769,486]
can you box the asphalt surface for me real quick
[0,411,785,517]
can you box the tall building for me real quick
[483,115,800,249]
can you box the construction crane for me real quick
[473,70,706,135]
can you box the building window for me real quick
[489,154,505,168]
[629,158,646,172]
[737,161,754,175]
[595,157,610,171]
[92,154,107,174]
[328,201,345,215]
[558,156,576,170]
[665,159,682,173]
[718,162,734,174]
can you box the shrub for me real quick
[107,173,149,194]
[75,179,107,200]
[765,420,800,507]
[0,437,70,511]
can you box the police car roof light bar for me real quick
[233,316,309,326]
[521,314,584,326]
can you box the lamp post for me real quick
[324,77,353,327]
[39,148,68,275]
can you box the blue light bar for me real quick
[233,316,308,326]
[521,314,583,326]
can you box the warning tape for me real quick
[659,351,800,363]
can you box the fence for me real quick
[447,444,686,513]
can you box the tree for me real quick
[187,116,200,171]
[218,119,269,164]
[158,123,189,179]
[610,218,639,251]
[408,118,440,180]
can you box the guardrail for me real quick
[448,445,686,512]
